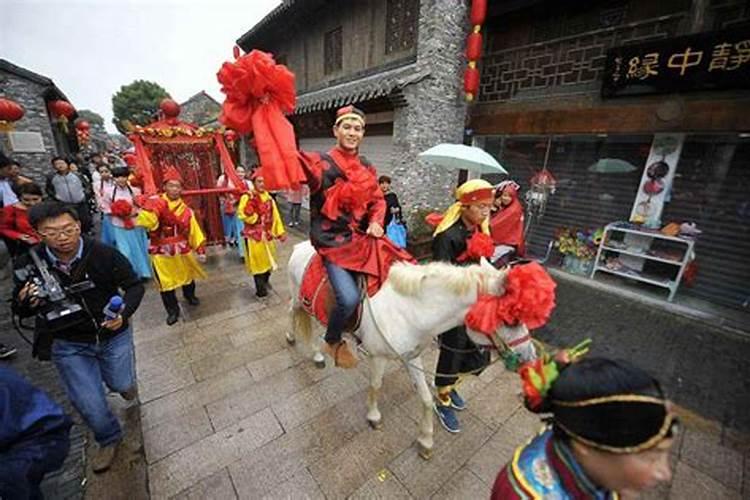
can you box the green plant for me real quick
[111,80,171,134]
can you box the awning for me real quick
[294,64,430,114]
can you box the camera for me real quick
[14,249,95,332]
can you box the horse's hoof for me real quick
[367,418,382,430]
[285,333,296,346]
[416,442,433,460]
[314,359,326,369]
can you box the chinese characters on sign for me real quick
[603,27,750,97]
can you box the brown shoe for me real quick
[91,441,120,473]
[322,340,358,369]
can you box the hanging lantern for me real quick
[470,0,487,25]
[76,128,90,146]
[464,0,486,102]
[160,98,180,119]
[0,97,25,131]
[48,100,75,133]
[233,45,241,60]
[465,32,483,60]
[75,120,90,132]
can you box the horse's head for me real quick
[464,259,556,364]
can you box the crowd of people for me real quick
[0,106,676,499]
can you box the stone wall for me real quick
[0,70,58,184]
[390,0,469,223]
[179,93,221,127]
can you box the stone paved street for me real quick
[117,229,748,499]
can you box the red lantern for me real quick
[49,100,75,118]
[0,98,25,123]
[464,67,480,95]
[76,120,90,131]
[470,0,487,26]
[466,32,483,60]
[160,98,180,118]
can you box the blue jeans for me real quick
[324,259,360,344]
[52,328,135,446]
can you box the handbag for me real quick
[386,219,407,248]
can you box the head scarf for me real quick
[335,105,366,127]
[433,179,494,236]
[490,181,525,255]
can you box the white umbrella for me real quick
[587,158,637,173]
[418,143,507,174]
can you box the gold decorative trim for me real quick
[552,394,665,408]
[556,414,676,454]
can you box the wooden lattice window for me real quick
[324,27,342,74]
[385,0,418,54]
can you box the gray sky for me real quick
[3,0,281,133]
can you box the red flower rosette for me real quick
[425,212,444,228]
[457,231,494,263]
[110,199,135,229]
[321,167,379,221]
[465,262,556,336]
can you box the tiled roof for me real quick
[295,64,430,114]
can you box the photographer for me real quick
[12,202,145,473]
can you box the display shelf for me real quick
[600,246,683,265]
[590,222,695,302]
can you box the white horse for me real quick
[286,241,538,459]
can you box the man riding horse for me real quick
[297,106,386,369]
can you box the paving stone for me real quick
[137,348,196,403]
[259,468,324,500]
[271,368,369,431]
[148,408,283,499]
[308,405,416,498]
[171,468,238,500]
[229,316,288,348]
[206,365,316,431]
[348,467,413,499]
[193,304,255,329]
[680,427,744,490]
[246,347,302,381]
[743,454,749,499]
[464,371,524,430]
[190,331,289,381]
[143,406,214,464]
[134,330,184,363]
[669,461,742,500]
[228,391,373,498]
[140,367,253,430]
[429,466,491,499]
[466,427,527,487]
[389,411,493,498]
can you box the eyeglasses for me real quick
[39,225,80,239]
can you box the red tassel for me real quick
[466,32,483,61]
[464,67,480,95]
[470,0,487,26]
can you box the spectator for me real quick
[45,157,91,233]
[285,184,306,227]
[1,153,19,208]
[0,182,43,259]
[0,366,72,499]
[378,175,404,227]
[7,159,34,195]
[12,202,145,473]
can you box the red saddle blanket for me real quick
[299,234,415,326]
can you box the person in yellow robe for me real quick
[237,172,285,297]
[136,166,207,324]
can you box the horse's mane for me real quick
[388,261,501,297]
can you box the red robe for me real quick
[490,190,526,256]
[0,205,39,245]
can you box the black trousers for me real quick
[434,326,490,389]
[253,272,270,295]
[160,281,196,314]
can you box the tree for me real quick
[111,80,170,134]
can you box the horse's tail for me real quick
[292,306,313,346]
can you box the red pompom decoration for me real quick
[111,199,135,229]
[160,99,180,118]
[457,231,494,263]
[465,262,557,336]
[470,0,487,26]
[466,32,483,60]
[464,67,480,95]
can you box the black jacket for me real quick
[432,219,473,265]
[12,237,145,344]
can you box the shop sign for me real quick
[602,26,750,97]
[8,131,46,153]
